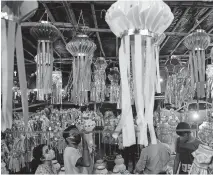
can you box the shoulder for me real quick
[193,138,202,147]
[35,165,46,174]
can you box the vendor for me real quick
[173,122,201,174]
[63,125,91,174]
[135,127,171,174]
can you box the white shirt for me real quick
[63,146,88,174]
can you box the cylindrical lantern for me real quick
[106,0,174,146]
[184,29,210,98]
[165,67,194,108]
[30,21,59,100]
[52,71,62,104]
[66,34,96,106]
[108,67,120,103]
[91,57,107,102]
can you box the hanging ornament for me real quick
[52,71,62,104]
[30,21,60,100]
[66,34,96,106]
[184,29,210,98]
[108,67,120,103]
[105,0,174,147]
[206,48,213,100]
[165,55,182,75]
[91,57,107,102]
[165,67,194,108]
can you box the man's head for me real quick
[63,125,81,146]
[176,122,191,143]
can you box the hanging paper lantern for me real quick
[30,21,60,100]
[105,0,174,147]
[206,48,213,100]
[184,29,210,98]
[108,67,120,103]
[52,71,62,104]
[91,57,107,102]
[165,56,182,75]
[206,64,213,100]
[66,34,96,106]
[198,121,213,146]
[165,67,194,108]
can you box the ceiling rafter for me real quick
[55,1,213,8]
[91,3,106,57]
[21,22,213,38]
[170,8,213,55]
[160,7,190,50]
[62,1,77,32]
[41,3,67,45]
[23,36,37,49]
[24,48,35,58]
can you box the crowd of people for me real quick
[29,120,203,174]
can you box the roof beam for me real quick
[41,3,67,45]
[170,9,213,55]
[160,8,190,50]
[62,1,77,32]
[91,3,105,57]
[51,1,213,8]
[21,22,213,38]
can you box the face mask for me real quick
[44,149,55,161]
[180,135,189,143]
[68,134,81,145]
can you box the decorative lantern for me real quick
[91,57,107,102]
[105,0,174,146]
[108,67,120,103]
[184,29,210,98]
[66,34,96,106]
[30,21,60,100]
[52,71,62,104]
[165,67,194,108]
[165,56,182,75]
[198,121,213,146]
[206,48,213,100]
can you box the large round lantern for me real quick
[105,0,174,146]
[66,34,96,106]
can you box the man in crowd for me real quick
[135,127,171,174]
[63,125,91,174]
[173,122,201,174]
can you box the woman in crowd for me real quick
[31,144,57,174]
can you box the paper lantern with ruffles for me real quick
[66,34,96,106]
[31,21,60,100]
[105,0,174,147]
[184,29,211,98]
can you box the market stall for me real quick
[1,0,213,174]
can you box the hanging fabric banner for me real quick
[1,20,16,131]
[1,1,38,131]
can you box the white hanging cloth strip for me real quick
[1,19,15,131]
[118,36,136,147]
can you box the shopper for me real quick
[135,127,171,174]
[173,122,201,174]
[63,125,91,174]
[31,144,57,174]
